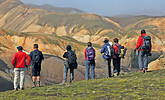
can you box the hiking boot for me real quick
[14,88,18,91]
[139,70,143,73]
[117,72,120,76]
[143,69,147,73]
[20,88,24,90]
[32,82,36,88]
[38,81,40,87]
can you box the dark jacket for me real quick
[29,49,44,65]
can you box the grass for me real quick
[0,69,165,100]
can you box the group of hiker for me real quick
[11,29,151,91]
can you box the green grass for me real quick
[0,69,165,100]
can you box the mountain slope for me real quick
[0,69,165,99]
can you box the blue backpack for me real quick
[86,47,95,60]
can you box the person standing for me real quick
[134,29,152,73]
[29,44,44,87]
[100,38,113,78]
[84,42,96,80]
[11,46,31,91]
[62,45,77,83]
[113,38,121,76]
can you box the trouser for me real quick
[85,60,95,80]
[113,57,121,73]
[104,58,111,77]
[138,51,148,70]
[14,68,26,89]
[62,65,74,83]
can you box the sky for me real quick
[20,0,165,16]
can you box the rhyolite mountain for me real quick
[0,0,164,92]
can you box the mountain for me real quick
[0,0,164,92]
[0,69,165,99]
[26,4,86,14]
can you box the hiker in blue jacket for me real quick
[100,38,112,78]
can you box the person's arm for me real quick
[63,52,68,58]
[100,45,105,54]
[93,48,96,58]
[135,36,142,50]
[29,52,33,59]
[84,48,87,59]
[40,51,44,60]
[26,54,31,66]
[11,53,16,66]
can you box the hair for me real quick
[87,42,92,47]
[66,45,72,51]
[141,29,146,34]
[113,38,118,43]
[34,44,38,48]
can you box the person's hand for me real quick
[134,49,136,54]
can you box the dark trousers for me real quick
[113,57,121,73]
[105,58,111,77]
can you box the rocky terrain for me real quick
[0,0,164,92]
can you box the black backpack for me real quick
[67,50,77,64]
[32,51,41,65]
[142,36,151,52]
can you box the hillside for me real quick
[0,69,165,99]
[0,0,164,92]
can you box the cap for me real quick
[17,46,23,51]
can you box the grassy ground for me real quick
[0,69,165,100]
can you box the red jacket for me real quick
[135,33,147,51]
[11,51,31,68]
[84,47,95,60]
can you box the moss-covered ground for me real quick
[0,69,165,100]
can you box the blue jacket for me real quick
[100,43,110,59]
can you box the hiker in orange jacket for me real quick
[11,46,31,91]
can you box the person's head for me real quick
[141,29,146,34]
[17,46,23,51]
[87,42,92,47]
[66,45,72,51]
[34,44,38,49]
[103,38,109,43]
[113,38,118,43]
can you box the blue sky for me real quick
[20,0,165,16]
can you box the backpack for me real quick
[115,44,127,58]
[119,46,127,58]
[105,42,114,57]
[86,47,95,60]
[67,50,77,64]
[142,36,151,52]
[32,51,41,65]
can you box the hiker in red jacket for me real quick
[134,29,152,73]
[11,46,31,91]
[113,38,121,76]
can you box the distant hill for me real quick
[26,4,86,14]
